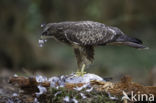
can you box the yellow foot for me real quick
[75,64,86,76]
[75,71,86,76]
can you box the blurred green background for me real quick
[0,0,156,83]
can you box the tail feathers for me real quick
[125,36,143,44]
[115,35,149,49]
[119,42,149,49]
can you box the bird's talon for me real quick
[75,71,86,76]
[75,64,86,76]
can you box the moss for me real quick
[37,87,119,103]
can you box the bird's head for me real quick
[40,23,56,39]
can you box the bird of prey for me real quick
[40,21,148,75]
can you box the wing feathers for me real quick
[63,22,119,46]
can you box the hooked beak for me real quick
[40,23,53,39]
[41,31,54,39]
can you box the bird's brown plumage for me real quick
[41,21,147,69]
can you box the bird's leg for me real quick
[81,64,86,74]
[76,64,86,76]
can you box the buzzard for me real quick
[40,21,148,75]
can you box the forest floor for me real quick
[0,69,156,103]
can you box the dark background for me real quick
[0,0,156,84]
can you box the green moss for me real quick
[37,87,119,103]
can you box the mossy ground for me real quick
[38,87,120,103]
